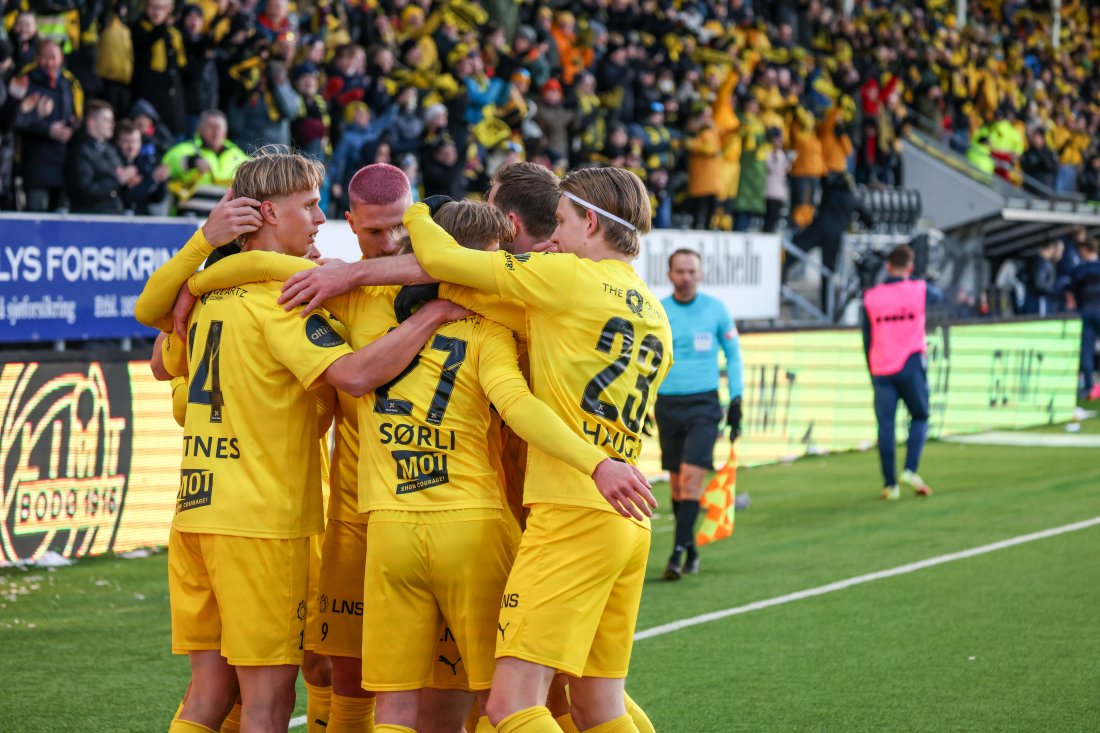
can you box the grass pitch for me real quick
[2,422,1098,732]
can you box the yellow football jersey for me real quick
[173,281,353,539]
[357,314,604,513]
[407,206,674,519]
[190,253,400,525]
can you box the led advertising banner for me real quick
[0,359,179,564]
[0,214,198,342]
[0,318,1082,564]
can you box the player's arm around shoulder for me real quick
[134,190,262,328]
[319,298,471,397]
[476,320,657,520]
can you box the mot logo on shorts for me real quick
[177,469,214,513]
[391,450,450,494]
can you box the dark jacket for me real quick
[180,31,220,117]
[12,63,82,188]
[65,131,125,214]
[1021,145,1058,191]
[131,15,187,135]
[119,146,168,215]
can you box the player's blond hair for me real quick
[434,200,515,251]
[396,200,515,252]
[560,167,651,257]
[231,146,325,242]
[232,146,325,202]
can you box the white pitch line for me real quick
[289,516,1100,730]
[634,515,1100,640]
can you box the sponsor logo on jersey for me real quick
[503,252,531,271]
[500,593,520,608]
[391,449,450,494]
[305,314,347,348]
[331,598,363,616]
[625,289,644,315]
[199,287,246,305]
[177,468,215,512]
[0,361,132,564]
[379,423,456,450]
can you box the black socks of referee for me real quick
[672,499,700,563]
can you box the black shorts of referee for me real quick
[654,390,722,472]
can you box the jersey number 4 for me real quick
[581,316,664,432]
[188,321,224,423]
[374,335,468,425]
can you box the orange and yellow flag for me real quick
[695,445,737,547]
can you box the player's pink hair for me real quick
[348,163,411,206]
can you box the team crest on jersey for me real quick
[297,601,307,621]
[625,289,644,315]
[305,314,347,348]
[0,361,133,565]
[391,449,450,494]
[319,594,328,613]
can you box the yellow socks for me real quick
[306,681,334,733]
[219,703,242,732]
[327,694,377,733]
[580,714,638,733]
[172,701,185,722]
[374,725,416,733]
[473,715,497,733]
[555,713,581,733]
[168,721,217,733]
[496,706,560,733]
[623,693,654,733]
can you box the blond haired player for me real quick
[136,150,468,733]
[404,167,671,733]
[276,164,660,732]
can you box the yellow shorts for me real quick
[361,509,513,692]
[429,624,470,691]
[304,531,324,652]
[496,504,651,678]
[168,529,310,666]
[314,519,367,658]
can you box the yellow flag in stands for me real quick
[695,445,737,547]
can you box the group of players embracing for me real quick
[135,150,673,733]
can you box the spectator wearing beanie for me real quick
[130,99,175,159]
[421,136,467,199]
[290,62,331,162]
[534,78,575,171]
[225,40,299,150]
[131,0,188,137]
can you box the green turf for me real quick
[1,423,1098,732]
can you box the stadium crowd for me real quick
[0,0,1098,226]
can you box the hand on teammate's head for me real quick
[202,188,263,247]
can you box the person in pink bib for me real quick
[861,244,943,501]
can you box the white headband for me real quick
[562,191,638,232]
